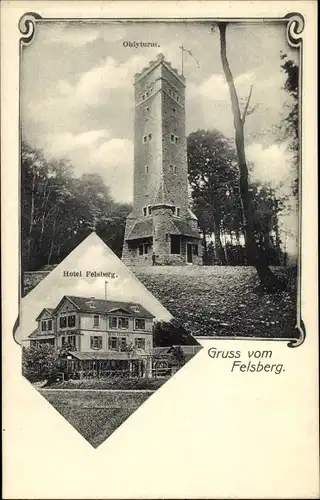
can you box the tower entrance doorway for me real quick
[187,244,193,264]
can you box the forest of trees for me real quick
[22,141,131,271]
[187,129,286,266]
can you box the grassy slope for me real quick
[131,265,298,339]
[40,389,152,447]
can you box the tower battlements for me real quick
[134,53,185,85]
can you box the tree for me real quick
[21,142,132,270]
[22,344,60,382]
[187,129,243,264]
[280,52,299,196]
[251,181,285,265]
[216,22,285,290]
[169,346,186,367]
[153,319,199,347]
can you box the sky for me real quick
[21,20,299,254]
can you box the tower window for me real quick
[193,244,199,255]
[169,165,173,173]
[170,235,181,255]
[177,96,180,102]
[174,166,178,174]
[139,244,144,255]
[143,134,152,144]
[172,108,176,112]
[145,165,149,174]
[175,207,180,217]
[147,205,152,215]
[142,94,145,100]
[145,107,149,112]
[143,207,147,216]
[170,134,179,145]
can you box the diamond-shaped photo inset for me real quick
[16,233,202,447]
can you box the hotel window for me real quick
[172,107,176,112]
[143,207,147,216]
[170,133,175,143]
[147,205,152,215]
[68,336,76,348]
[135,318,146,330]
[143,243,149,254]
[174,166,178,174]
[120,337,127,351]
[175,207,180,217]
[174,136,179,145]
[169,164,173,173]
[145,106,149,112]
[47,319,53,331]
[59,316,67,329]
[41,321,47,331]
[193,244,199,255]
[142,94,145,100]
[109,336,118,350]
[143,135,148,143]
[110,317,117,329]
[119,317,129,329]
[177,96,180,102]
[139,244,144,255]
[135,338,146,349]
[145,165,149,174]
[93,314,100,327]
[148,133,152,141]
[170,235,181,254]
[91,336,102,350]
[68,315,76,328]
[62,336,76,348]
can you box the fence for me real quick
[62,366,175,380]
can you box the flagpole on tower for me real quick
[179,45,200,77]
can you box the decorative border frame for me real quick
[15,12,305,348]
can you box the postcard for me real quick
[2,1,318,498]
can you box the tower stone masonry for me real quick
[122,53,202,266]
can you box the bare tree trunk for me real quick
[202,229,208,263]
[48,213,57,264]
[213,215,224,265]
[218,22,285,291]
[222,230,229,265]
[26,173,36,268]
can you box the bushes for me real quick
[46,377,170,391]
[22,344,60,382]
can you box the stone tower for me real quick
[122,54,202,266]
